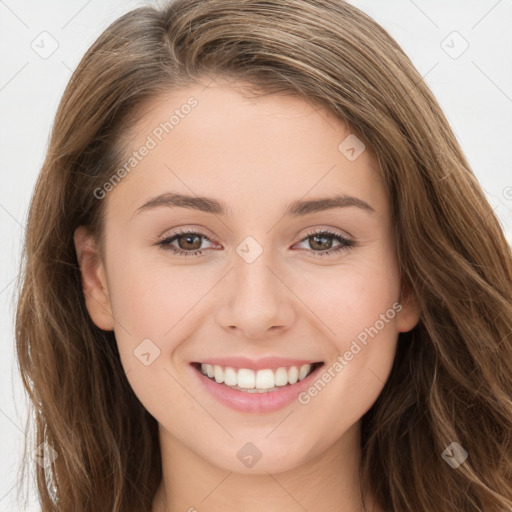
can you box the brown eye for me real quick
[157,228,355,259]
[174,233,203,251]
[295,230,356,258]
[157,229,215,257]
[308,233,335,251]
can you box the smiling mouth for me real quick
[191,361,324,393]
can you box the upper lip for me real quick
[193,357,323,371]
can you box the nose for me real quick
[215,249,296,340]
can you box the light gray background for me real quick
[1,1,511,510]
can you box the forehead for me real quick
[108,79,386,221]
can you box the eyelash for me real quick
[156,228,356,258]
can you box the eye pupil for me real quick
[179,234,202,250]
[310,235,332,251]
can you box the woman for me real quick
[15,0,512,511]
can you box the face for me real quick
[75,78,419,475]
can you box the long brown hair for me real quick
[14,1,512,511]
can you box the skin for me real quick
[74,77,419,512]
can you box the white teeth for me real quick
[237,368,256,389]
[288,366,299,385]
[213,365,224,384]
[274,367,289,386]
[255,369,275,389]
[199,363,316,390]
[298,364,310,380]
[224,366,238,386]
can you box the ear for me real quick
[396,281,420,333]
[73,226,114,331]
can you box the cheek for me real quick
[105,252,223,378]
[104,256,196,415]
[107,249,204,334]
[293,308,400,465]
[292,246,401,347]
[292,247,401,407]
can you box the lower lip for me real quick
[191,363,324,413]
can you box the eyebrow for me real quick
[134,192,375,217]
